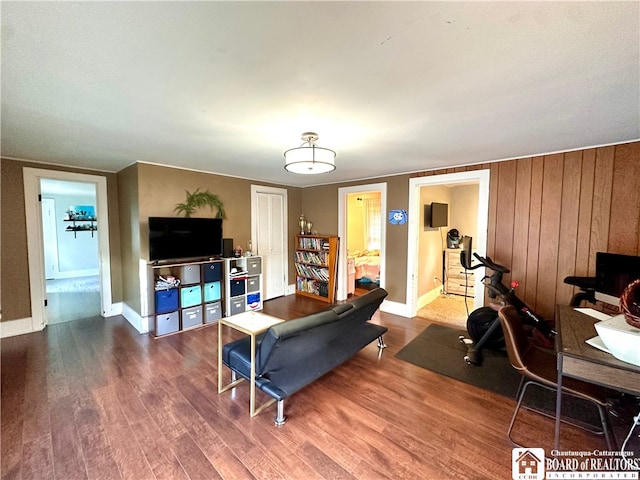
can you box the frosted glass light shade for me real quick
[284,145,336,174]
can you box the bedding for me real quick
[348,250,380,284]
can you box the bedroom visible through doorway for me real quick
[337,183,387,301]
[346,192,382,296]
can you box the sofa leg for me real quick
[377,335,387,349]
[231,371,237,382]
[274,400,287,427]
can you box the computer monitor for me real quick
[594,252,640,305]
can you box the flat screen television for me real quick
[148,217,223,262]
[595,252,640,305]
[430,202,449,228]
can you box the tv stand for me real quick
[149,258,224,337]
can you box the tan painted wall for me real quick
[450,184,479,239]
[300,174,411,303]
[418,185,451,298]
[117,163,304,317]
[0,158,122,321]
[116,164,140,313]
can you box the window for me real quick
[363,198,381,250]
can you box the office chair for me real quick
[497,305,614,449]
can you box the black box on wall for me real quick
[223,238,234,258]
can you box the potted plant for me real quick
[174,188,226,219]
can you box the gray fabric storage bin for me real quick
[247,275,260,293]
[204,301,222,323]
[156,311,179,336]
[246,257,262,275]
[179,264,201,285]
[230,297,246,315]
[182,305,203,329]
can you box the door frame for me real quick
[337,183,387,301]
[250,185,288,298]
[406,170,490,317]
[23,167,113,331]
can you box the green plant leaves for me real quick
[174,188,226,219]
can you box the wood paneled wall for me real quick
[414,141,640,320]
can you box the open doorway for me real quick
[406,171,490,323]
[23,167,113,333]
[40,178,101,324]
[337,183,387,301]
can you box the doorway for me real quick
[406,170,490,320]
[337,183,387,301]
[23,168,113,333]
[40,178,101,324]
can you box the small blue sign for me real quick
[388,209,407,225]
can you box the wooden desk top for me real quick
[556,305,640,394]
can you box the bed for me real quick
[348,249,381,286]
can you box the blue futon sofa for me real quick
[222,287,389,425]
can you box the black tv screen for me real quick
[430,202,449,228]
[148,217,223,262]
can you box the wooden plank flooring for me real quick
[2,294,605,480]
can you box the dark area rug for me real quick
[396,324,602,426]
[396,323,521,397]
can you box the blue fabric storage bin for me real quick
[203,281,221,302]
[203,262,222,282]
[247,292,261,310]
[180,285,202,308]
[230,279,245,297]
[155,289,179,314]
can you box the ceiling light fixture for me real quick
[284,132,336,174]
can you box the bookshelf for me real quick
[294,235,339,303]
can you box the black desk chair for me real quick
[497,305,614,449]
[563,275,597,307]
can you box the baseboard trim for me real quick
[418,287,443,310]
[121,303,150,334]
[380,300,411,317]
[0,317,44,338]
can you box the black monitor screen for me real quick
[595,252,640,299]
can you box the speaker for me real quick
[223,238,234,258]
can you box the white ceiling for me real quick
[2,2,638,187]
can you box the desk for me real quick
[554,305,640,449]
[217,311,284,417]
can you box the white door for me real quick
[251,186,287,300]
[41,198,59,279]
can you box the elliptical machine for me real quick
[457,236,556,366]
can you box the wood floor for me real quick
[1,294,605,480]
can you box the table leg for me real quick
[555,352,564,450]
[218,320,223,393]
[250,333,256,416]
